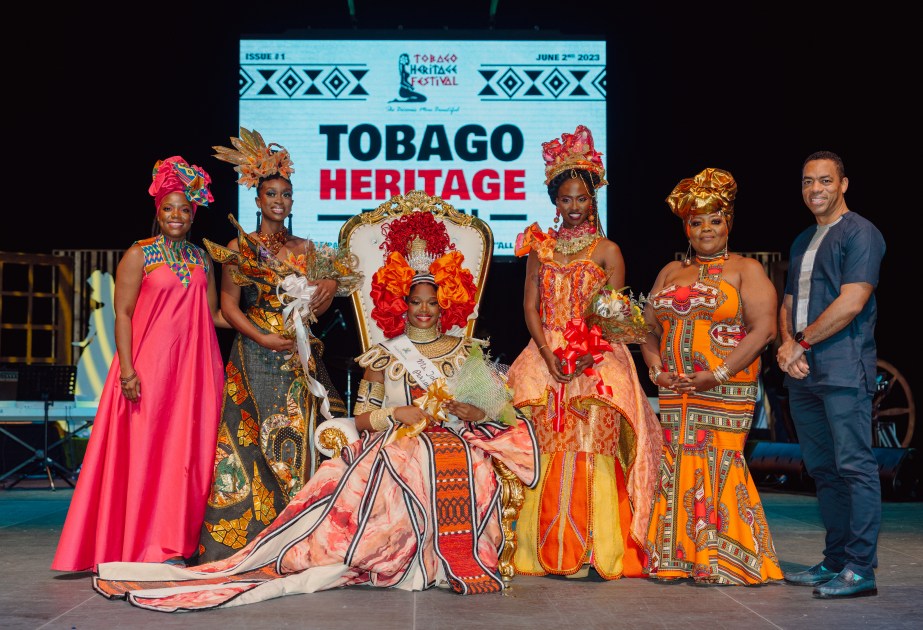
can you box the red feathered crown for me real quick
[370,212,477,339]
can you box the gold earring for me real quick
[553,210,560,225]
[683,241,692,266]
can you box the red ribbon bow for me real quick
[551,317,614,431]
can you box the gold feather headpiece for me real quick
[212,127,295,189]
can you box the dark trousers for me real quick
[787,384,881,577]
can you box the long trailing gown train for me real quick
[508,236,662,579]
[92,333,539,611]
[642,257,782,584]
[51,236,223,572]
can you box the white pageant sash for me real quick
[381,334,442,389]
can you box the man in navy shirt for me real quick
[777,151,886,599]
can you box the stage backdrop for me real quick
[237,37,607,257]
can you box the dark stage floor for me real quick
[1,482,920,630]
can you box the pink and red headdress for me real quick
[149,156,214,214]
[541,124,608,186]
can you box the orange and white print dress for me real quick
[508,237,662,579]
[643,259,782,584]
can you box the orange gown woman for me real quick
[641,167,783,585]
[508,126,662,580]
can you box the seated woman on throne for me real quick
[92,211,539,612]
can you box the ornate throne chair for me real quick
[315,190,525,586]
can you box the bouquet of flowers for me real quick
[394,344,517,444]
[446,343,518,426]
[585,285,651,345]
[411,344,518,430]
[284,242,362,296]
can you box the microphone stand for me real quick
[318,309,353,415]
[319,309,346,340]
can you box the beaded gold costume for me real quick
[195,226,346,563]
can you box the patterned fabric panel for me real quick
[650,260,758,384]
[137,235,208,288]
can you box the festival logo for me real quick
[390,52,461,103]
[391,53,426,103]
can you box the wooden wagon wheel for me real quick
[872,359,916,448]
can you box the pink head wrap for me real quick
[149,156,214,215]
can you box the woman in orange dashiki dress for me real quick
[508,126,662,580]
[640,167,783,585]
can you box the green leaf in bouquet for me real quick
[448,344,518,426]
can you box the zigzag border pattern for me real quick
[477,65,606,101]
[240,64,370,100]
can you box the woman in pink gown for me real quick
[51,156,227,572]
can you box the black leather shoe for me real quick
[813,569,877,599]
[783,562,838,586]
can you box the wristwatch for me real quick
[794,331,811,351]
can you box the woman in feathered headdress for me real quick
[92,211,539,611]
[195,128,362,563]
[52,156,228,572]
[507,126,662,581]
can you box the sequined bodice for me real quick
[538,245,606,332]
[203,230,294,335]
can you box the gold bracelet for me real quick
[369,407,395,432]
[648,364,663,384]
[119,372,137,385]
[712,363,732,384]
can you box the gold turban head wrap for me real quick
[665,167,737,230]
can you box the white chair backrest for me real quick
[339,190,493,351]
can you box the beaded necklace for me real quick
[256,227,288,255]
[159,235,194,288]
[406,322,440,342]
[693,247,729,263]
[554,221,599,255]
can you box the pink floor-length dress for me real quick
[52,238,223,572]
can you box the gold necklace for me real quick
[554,220,599,255]
[694,247,728,263]
[256,228,288,255]
[406,322,440,342]
[555,233,599,255]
